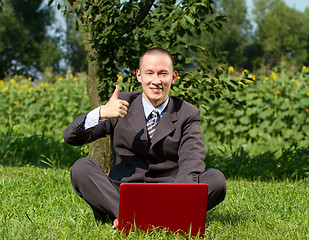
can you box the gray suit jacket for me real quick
[64,92,206,183]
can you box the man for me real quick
[64,48,226,229]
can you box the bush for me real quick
[201,66,309,153]
[0,73,89,137]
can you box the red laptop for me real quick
[118,183,208,237]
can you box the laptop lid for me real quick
[118,183,208,237]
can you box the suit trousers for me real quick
[70,158,226,222]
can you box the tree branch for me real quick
[131,0,155,30]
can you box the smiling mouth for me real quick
[150,87,162,92]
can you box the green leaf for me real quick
[170,21,178,34]
[248,128,259,138]
[94,14,102,22]
[179,18,187,29]
[239,116,250,125]
[185,58,191,64]
[183,15,195,26]
[260,109,273,119]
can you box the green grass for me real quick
[1,166,308,239]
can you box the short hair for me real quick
[139,47,174,69]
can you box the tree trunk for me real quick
[83,37,111,173]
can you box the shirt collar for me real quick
[142,93,169,119]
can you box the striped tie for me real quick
[147,110,160,139]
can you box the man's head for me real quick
[136,48,177,108]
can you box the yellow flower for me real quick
[70,73,73,78]
[14,84,19,89]
[117,75,123,82]
[305,108,309,113]
[0,80,4,85]
[51,87,55,91]
[18,75,21,79]
[45,83,49,87]
[13,100,18,104]
[2,87,8,92]
[10,79,14,84]
[228,66,235,74]
[29,87,34,93]
[265,77,269,80]
[182,90,187,94]
[18,89,23,94]
[177,76,180,80]
[73,77,78,82]
[238,81,246,87]
[302,66,306,70]
[50,104,54,108]
[41,96,45,100]
[40,83,44,87]
[276,90,280,95]
[256,94,259,97]
[22,84,28,89]
[28,77,32,82]
[296,80,299,85]
[271,72,278,80]
[243,69,248,74]
[262,90,266,93]
[307,92,309,96]
[59,77,63,81]
[219,78,222,81]
[247,75,255,82]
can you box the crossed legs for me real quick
[70,158,226,223]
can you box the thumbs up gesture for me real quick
[99,85,129,119]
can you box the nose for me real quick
[153,74,161,84]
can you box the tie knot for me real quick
[151,110,160,119]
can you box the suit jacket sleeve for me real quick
[173,106,206,183]
[63,112,116,146]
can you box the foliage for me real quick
[206,143,309,180]
[0,73,89,136]
[0,0,88,78]
[51,0,247,109]
[0,0,64,78]
[252,0,309,67]
[202,66,309,151]
[179,0,252,69]
[1,167,309,239]
[1,68,309,179]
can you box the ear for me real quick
[171,70,177,84]
[136,69,142,83]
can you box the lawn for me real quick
[1,166,308,239]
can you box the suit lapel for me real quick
[150,98,177,147]
[126,94,149,148]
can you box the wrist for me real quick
[99,105,105,119]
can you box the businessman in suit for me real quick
[64,48,226,229]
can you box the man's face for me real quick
[136,53,177,108]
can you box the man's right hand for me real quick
[99,85,129,119]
